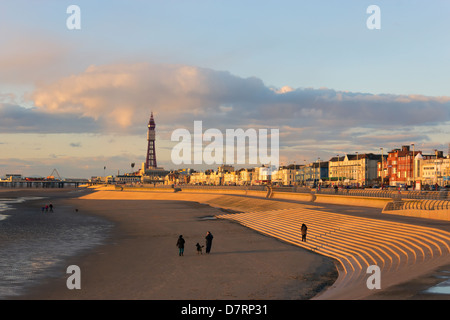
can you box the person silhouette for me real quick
[176,235,185,256]
[205,231,214,254]
[301,224,308,242]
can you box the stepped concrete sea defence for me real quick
[382,199,450,221]
[83,186,300,212]
[107,185,392,209]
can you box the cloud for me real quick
[30,63,273,132]
[0,61,445,163]
[30,63,450,133]
[0,103,99,133]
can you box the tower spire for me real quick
[145,111,157,169]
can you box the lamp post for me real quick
[302,159,306,186]
[337,154,340,185]
[380,148,384,187]
[356,152,359,187]
[435,149,438,186]
[412,143,415,190]
[317,157,321,186]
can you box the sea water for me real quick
[423,271,450,295]
[0,196,113,299]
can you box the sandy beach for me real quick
[7,188,337,300]
[4,187,450,305]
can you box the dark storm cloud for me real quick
[0,103,99,133]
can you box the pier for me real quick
[0,179,87,188]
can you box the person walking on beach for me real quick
[301,223,308,242]
[205,231,214,254]
[176,235,185,256]
[49,204,53,212]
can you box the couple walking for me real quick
[176,231,214,256]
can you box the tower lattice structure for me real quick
[145,112,157,169]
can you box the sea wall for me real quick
[86,185,390,210]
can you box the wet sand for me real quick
[7,188,337,300]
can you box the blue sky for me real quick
[1,1,450,178]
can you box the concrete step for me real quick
[216,204,450,298]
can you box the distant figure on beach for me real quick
[45,205,49,212]
[205,231,214,254]
[49,204,53,212]
[196,242,204,255]
[176,235,185,256]
[301,224,307,242]
[41,206,45,213]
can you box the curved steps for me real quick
[216,205,450,299]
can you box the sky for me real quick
[1,0,450,179]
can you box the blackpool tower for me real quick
[145,112,157,169]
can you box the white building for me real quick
[252,165,276,185]
[329,153,382,186]
[271,167,296,186]
[417,156,450,186]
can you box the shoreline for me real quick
[4,188,338,300]
[0,188,114,299]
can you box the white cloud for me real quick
[1,62,449,171]
[29,62,450,132]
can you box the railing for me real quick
[315,188,450,200]
[384,199,450,211]
[315,188,397,198]
[402,190,449,200]
[165,185,267,191]
[120,183,450,201]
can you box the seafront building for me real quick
[3,174,23,182]
[295,162,328,187]
[166,144,450,188]
[328,154,381,187]
[377,145,449,188]
[238,168,254,185]
[272,167,297,186]
[416,154,450,187]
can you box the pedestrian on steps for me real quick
[301,224,308,242]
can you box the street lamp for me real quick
[412,143,415,190]
[356,152,358,187]
[303,159,306,186]
[337,154,340,185]
[380,148,384,187]
[317,157,321,186]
